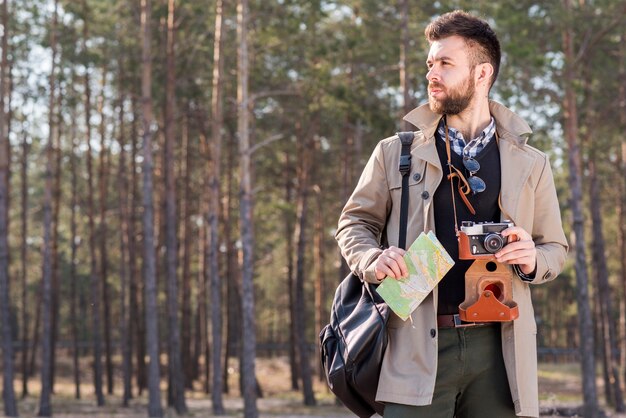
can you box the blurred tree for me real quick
[208,0,226,413]
[140,0,163,415]
[0,0,17,413]
[117,75,132,405]
[68,89,81,400]
[164,0,187,413]
[37,0,58,415]
[237,0,259,416]
[80,0,106,406]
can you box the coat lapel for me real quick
[498,134,534,223]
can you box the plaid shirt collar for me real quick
[437,117,496,158]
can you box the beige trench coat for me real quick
[335,101,568,417]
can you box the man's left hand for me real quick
[495,226,536,275]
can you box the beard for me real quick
[428,71,476,115]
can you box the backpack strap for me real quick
[396,132,414,250]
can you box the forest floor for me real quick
[2,356,625,417]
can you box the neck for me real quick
[446,98,491,139]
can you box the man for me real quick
[335,10,568,418]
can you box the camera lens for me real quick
[484,233,504,253]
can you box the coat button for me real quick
[421,191,429,200]
[413,173,421,181]
[430,328,436,338]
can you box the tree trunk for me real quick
[69,106,81,400]
[191,259,200,384]
[222,129,241,395]
[312,149,325,382]
[20,124,29,399]
[284,151,299,390]
[130,95,147,395]
[561,1,598,416]
[192,129,209,393]
[28,282,41,379]
[618,31,626,390]
[37,2,58,415]
[399,0,412,130]
[141,0,163,415]
[49,86,62,394]
[205,231,212,396]
[237,1,258,415]
[97,66,114,396]
[293,131,316,407]
[180,113,193,389]
[0,0,17,413]
[338,113,354,281]
[589,158,625,411]
[0,1,8,253]
[3,32,10,216]
[82,0,105,406]
[593,280,611,405]
[197,196,209,394]
[117,82,133,406]
[164,0,187,412]
[209,0,225,413]
[313,212,324,383]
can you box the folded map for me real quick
[376,231,454,321]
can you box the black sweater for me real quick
[433,133,501,315]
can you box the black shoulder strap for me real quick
[396,132,414,250]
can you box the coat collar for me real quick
[402,100,536,227]
[402,100,532,147]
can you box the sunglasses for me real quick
[447,157,486,196]
[462,157,486,194]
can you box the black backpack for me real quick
[319,132,414,417]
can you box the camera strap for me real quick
[443,117,475,232]
[397,131,414,250]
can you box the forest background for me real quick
[0,0,625,417]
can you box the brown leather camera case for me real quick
[458,259,519,322]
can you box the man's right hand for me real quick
[374,246,408,280]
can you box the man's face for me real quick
[426,35,477,115]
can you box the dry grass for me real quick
[1,356,625,417]
[1,355,350,418]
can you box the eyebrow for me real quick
[427,55,455,65]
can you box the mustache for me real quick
[429,82,444,90]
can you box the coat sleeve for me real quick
[528,154,569,284]
[335,141,393,284]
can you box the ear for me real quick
[476,63,494,86]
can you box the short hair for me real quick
[424,10,501,88]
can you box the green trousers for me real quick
[384,324,517,418]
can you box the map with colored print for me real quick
[376,231,454,321]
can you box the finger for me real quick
[384,250,408,277]
[375,263,398,280]
[375,254,402,279]
[495,249,535,268]
[386,246,406,257]
[387,256,405,279]
[500,226,531,241]
[496,245,533,259]
[496,240,534,256]
[497,253,534,265]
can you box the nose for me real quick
[426,68,439,83]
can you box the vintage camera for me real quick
[458,221,514,260]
